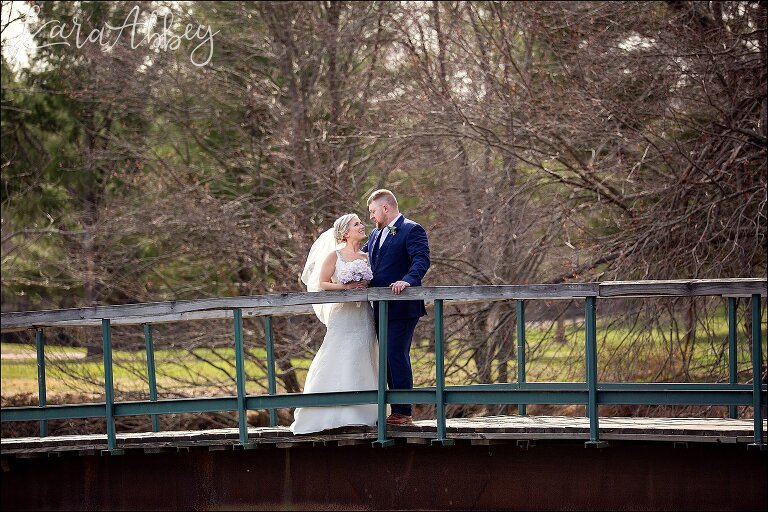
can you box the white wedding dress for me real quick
[290,251,379,434]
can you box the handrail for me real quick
[0,278,765,453]
[1,278,765,332]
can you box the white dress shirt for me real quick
[378,214,403,248]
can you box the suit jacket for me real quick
[362,215,430,319]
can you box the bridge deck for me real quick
[2,415,764,456]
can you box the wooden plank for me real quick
[599,278,766,298]
[143,447,177,454]
[366,284,600,301]
[48,304,317,328]
[691,279,767,297]
[0,290,369,330]
[1,416,762,456]
[0,284,598,330]
[275,441,302,449]
[3,280,764,332]
[600,434,743,444]
[329,438,363,446]
[4,416,761,453]
[1,285,598,331]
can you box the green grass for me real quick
[0,343,278,396]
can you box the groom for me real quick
[363,189,430,426]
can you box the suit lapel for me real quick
[377,216,405,263]
[371,228,383,268]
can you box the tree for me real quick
[2,1,765,427]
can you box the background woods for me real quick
[1,1,766,431]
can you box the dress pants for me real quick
[374,312,419,416]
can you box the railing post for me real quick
[748,294,765,450]
[373,300,394,447]
[264,316,278,427]
[584,296,606,448]
[143,324,160,432]
[432,299,453,446]
[727,298,738,419]
[35,329,48,437]
[516,300,526,416]
[101,319,123,455]
[233,308,253,448]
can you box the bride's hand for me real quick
[344,281,367,290]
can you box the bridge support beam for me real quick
[584,296,607,448]
[35,329,47,438]
[264,316,279,427]
[749,294,765,450]
[142,324,160,433]
[373,300,394,448]
[3,441,765,511]
[727,297,738,419]
[233,309,256,449]
[101,319,124,456]
[516,300,526,416]
[432,299,453,446]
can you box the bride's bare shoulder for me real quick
[323,250,338,264]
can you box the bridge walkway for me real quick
[2,415,764,457]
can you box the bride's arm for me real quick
[317,252,364,291]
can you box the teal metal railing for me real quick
[142,324,160,432]
[34,329,47,437]
[1,279,766,454]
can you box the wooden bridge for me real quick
[1,278,766,510]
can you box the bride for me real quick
[290,213,378,434]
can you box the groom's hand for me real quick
[390,280,410,294]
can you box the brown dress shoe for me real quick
[386,413,413,426]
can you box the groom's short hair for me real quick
[367,189,398,208]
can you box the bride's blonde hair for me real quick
[333,214,359,244]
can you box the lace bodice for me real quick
[332,251,371,284]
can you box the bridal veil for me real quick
[300,228,339,325]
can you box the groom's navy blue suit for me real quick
[362,215,430,416]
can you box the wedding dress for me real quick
[290,250,378,434]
